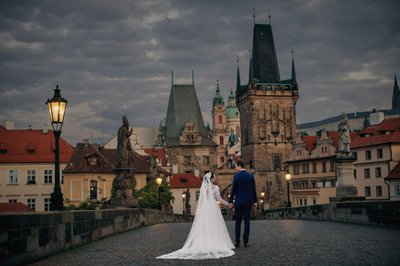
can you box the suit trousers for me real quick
[234,203,252,244]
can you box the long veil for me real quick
[157,172,234,260]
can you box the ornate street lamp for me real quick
[181,192,186,215]
[46,84,68,211]
[156,176,162,210]
[285,172,292,208]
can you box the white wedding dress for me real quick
[157,173,235,260]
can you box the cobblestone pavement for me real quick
[30,220,400,266]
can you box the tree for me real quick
[133,182,174,209]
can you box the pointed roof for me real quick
[213,81,224,106]
[291,53,297,85]
[165,76,215,146]
[251,24,280,83]
[392,74,400,110]
[236,58,241,91]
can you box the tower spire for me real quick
[171,70,174,86]
[291,50,297,85]
[236,57,241,92]
[268,8,271,24]
[392,74,400,110]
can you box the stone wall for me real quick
[0,208,192,266]
[264,200,400,228]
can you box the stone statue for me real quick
[338,114,351,154]
[117,115,133,167]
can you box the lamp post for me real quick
[46,85,68,211]
[285,172,292,208]
[156,176,162,210]
[181,192,186,214]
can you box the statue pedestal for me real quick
[330,154,364,202]
[111,168,138,208]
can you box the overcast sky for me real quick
[1,0,399,145]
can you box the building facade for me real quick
[163,72,217,177]
[236,22,299,208]
[0,122,74,211]
[212,81,240,169]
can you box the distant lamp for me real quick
[181,192,186,214]
[46,84,68,211]
[285,172,292,207]
[156,176,163,210]
[260,191,265,198]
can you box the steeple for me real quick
[251,23,280,83]
[392,74,400,110]
[291,50,297,85]
[236,58,241,92]
[248,52,254,84]
[213,80,224,106]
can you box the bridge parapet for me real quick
[0,208,192,266]
[264,200,400,228]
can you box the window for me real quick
[375,167,381,178]
[184,156,191,166]
[8,170,18,184]
[354,169,357,179]
[304,199,308,206]
[202,156,210,165]
[273,154,281,170]
[219,136,224,145]
[365,150,371,160]
[365,187,371,197]
[352,152,357,160]
[196,191,200,201]
[299,198,303,206]
[27,198,36,210]
[313,198,316,205]
[322,162,326,173]
[44,170,53,184]
[377,149,383,159]
[330,160,335,172]
[44,198,51,211]
[364,168,370,179]
[312,163,317,173]
[294,164,299,175]
[27,170,36,184]
[89,180,98,200]
[376,186,382,197]
[218,115,223,124]
[8,199,17,203]
[396,185,400,196]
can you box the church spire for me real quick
[392,74,400,110]
[213,79,224,106]
[248,49,254,84]
[291,50,297,85]
[236,57,241,92]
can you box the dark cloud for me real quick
[0,0,399,145]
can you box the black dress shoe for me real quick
[244,243,249,248]
[234,243,240,248]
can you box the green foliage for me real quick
[133,182,174,209]
[65,198,111,210]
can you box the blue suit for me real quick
[229,169,257,245]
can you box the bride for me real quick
[157,172,235,260]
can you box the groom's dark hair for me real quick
[235,160,245,168]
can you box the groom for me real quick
[228,160,257,248]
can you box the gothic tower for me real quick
[165,71,217,176]
[236,22,299,208]
[392,74,400,110]
[212,81,227,168]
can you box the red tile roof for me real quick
[143,147,168,166]
[385,162,400,180]
[0,202,34,212]
[170,173,202,188]
[63,143,167,174]
[351,131,400,148]
[359,117,400,135]
[0,126,74,163]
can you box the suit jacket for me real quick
[229,169,257,206]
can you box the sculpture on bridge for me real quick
[338,113,351,155]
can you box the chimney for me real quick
[369,111,384,126]
[3,120,14,130]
